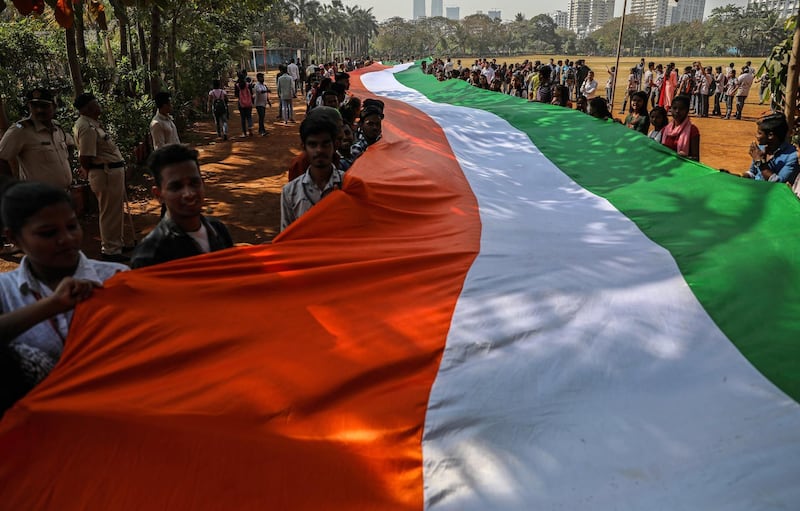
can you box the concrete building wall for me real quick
[432,0,444,17]
[413,0,426,20]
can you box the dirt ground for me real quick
[0,75,769,272]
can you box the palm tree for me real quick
[285,0,320,24]
[351,7,378,57]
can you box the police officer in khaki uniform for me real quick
[73,93,129,263]
[0,88,74,189]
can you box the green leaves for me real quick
[756,15,795,112]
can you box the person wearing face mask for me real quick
[0,89,74,190]
[0,182,128,413]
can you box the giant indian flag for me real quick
[1,63,799,509]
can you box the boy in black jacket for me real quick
[131,144,233,269]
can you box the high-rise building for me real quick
[670,0,705,24]
[488,9,501,20]
[748,0,798,18]
[568,0,615,34]
[569,0,590,32]
[446,6,460,20]
[413,0,426,20]
[630,0,671,29]
[550,10,570,29]
[432,0,444,17]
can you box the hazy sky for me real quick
[339,0,749,22]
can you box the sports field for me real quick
[454,54,773,173]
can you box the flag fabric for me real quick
[1,63,799,510]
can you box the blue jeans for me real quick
[213,113,227,137]
[281,99,294,122]
[239,106,252,134]
[256,105,266,134]
[735,96,746,119]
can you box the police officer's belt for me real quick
[89,161,125,169]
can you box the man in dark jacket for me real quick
[131,144,233,269]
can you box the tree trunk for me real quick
[108,0,130,58]
[786,10,800,135]
[149,4,161,95]
[119,19,128,58]
[65,26,85,95]
[74,1,88,62]
[168,7,179,88]
[0,97,10,133]
[104,34,115,67]
[137,12,149,94]
[129,25,137,69]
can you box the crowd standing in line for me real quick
[0,52,795,414]
[423,56,790,171]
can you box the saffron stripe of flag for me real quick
[359,64,800,509]
[0,66,479,510]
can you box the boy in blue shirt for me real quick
[744,113,798,184]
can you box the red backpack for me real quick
[238,84,253,108]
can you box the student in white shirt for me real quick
[0,182,127,410]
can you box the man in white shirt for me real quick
[643,62,654,104]
[280,116,344,231]
[444,58,454,75]
[481,62,495,84]
[305,61,318,91]
[149,91,180,150]
[287,59,300,94]
[735,66,754,120]
[580,71,599,100]
[277,64,296,124]
[253,73,271,136]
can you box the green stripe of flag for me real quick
[396,67,800,402]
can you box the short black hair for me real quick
[339,105,356,126]
[539,66,551,79]
[155,91,171,108]
[631,90,649,115]
[1,182,72,235]
[73,92,97,111]
[758,113,789,141]
[588,97,611,119]
[330,82,346,95]
[147,144,200,187]
[650,106,667,119]
[300,117,339,145]
[672,94,691,109]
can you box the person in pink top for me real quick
[661,95,700,161]
[660,63,678,111]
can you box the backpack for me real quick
[238,84,252,108]
[537,83,553,104]
[680,75,693,95]
[212,91,227,116]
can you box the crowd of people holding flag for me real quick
[0,53,796,415]
[423,56,794,184]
